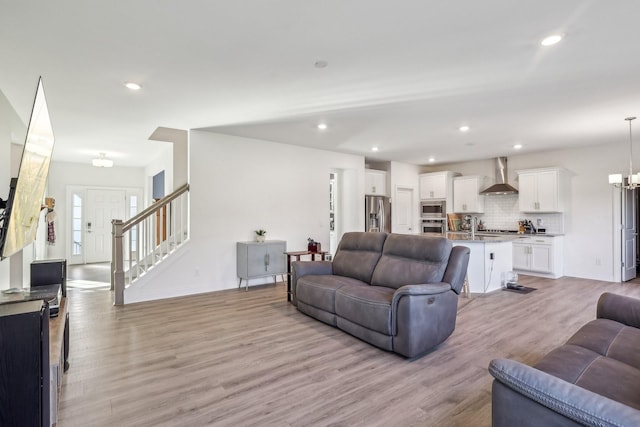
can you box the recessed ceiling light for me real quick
[428,157,435,163]
[541,34,563,46]
[124,82,142,90]
[459,125,470,132]
[371,147,379,152]
[317,123,327,130]
[513,144,523,150]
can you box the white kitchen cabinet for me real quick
[512,235,563,278]
[365,169,387,196]
[453,176,487,213]
[419,171,459,201]
[237,240,287,290]
[517,168,566,212]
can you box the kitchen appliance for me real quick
[480,157,519,195]
[365,195,391,232]
[420,200,446,218]
[460,215,473,231]
[421,219,446,235]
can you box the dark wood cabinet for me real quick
[0,300,50,427]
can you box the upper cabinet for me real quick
[419,171,458,200]
[453,176,487,213]
[517,168,566,212]
[365,169,387,196]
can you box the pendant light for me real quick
[609,117,638,189]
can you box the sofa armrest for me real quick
[597,292,640,328]
[291,260,333,278]
[390,283,452,335]
[291,261,333,305]
[489,358,640,427]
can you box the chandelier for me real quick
[609,117,638,189]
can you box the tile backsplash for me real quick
[476,194,564,233]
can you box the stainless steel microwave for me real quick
[420,200,446,218]
[421,219,446,235]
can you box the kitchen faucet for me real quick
[471,216,477,239]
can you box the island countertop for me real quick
[446,233,522,243]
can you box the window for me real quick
[71,193,82,256]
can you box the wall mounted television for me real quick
[0,77,55,259]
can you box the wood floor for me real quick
[58,275,640,426]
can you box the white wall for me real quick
[428,142,627,282]
[0,90,27,289]
[125,130,365,303]
[46,162,146,260]
[144,144,173,203]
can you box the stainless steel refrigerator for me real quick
[365,195,391,232]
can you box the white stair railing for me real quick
[112,183,189,305]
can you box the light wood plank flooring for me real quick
[58,275,640,426]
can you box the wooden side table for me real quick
[285,250,328,302]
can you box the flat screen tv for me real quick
[0,78,55,259]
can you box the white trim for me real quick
[65,185,143,265]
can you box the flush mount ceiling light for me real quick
[317,123,328,130]
[428,157,436,163]
[609,117,638,189]
[124,82,142,90]
[92,152,114,168]
[541,34,563,46]
[459,125,470,132]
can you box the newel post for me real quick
[112,219,125,306]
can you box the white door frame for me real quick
[394,185,415,234]
[66,185,143,265]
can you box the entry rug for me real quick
[503,286,537,294]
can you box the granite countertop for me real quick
[446,233,521,242]
[446,232,564,242]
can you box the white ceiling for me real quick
[1,1,639,167]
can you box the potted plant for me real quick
[255,229,267,242]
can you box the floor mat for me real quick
[503,286,537,294]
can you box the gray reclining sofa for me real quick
[292,232,470,358]
[490,292,640,426]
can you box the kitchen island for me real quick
[447,232,520,293]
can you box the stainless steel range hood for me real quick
[480,157,518,195]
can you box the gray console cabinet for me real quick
[237,240,286,291]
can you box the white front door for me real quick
[395,187,414,234]
[622,188,637,281]
[85,189,126,263]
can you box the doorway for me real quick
[394,186,414,234]
[67,186,142,265]
[619,187,638,282]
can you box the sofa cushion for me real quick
[535,344,640,410]
[335,285,395,335]
[332,232,388,284]
[296,275,369,313]
[370,234,452,289]
[565,318,640,370]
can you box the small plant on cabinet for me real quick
[255,229,267,242]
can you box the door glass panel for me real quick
[71,193,82,255]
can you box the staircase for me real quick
[111,183,189,305]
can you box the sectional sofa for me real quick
[490,292,640,426]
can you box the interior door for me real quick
[85,189,126,263]
[622,188,637,281]
[395,187,414,234]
